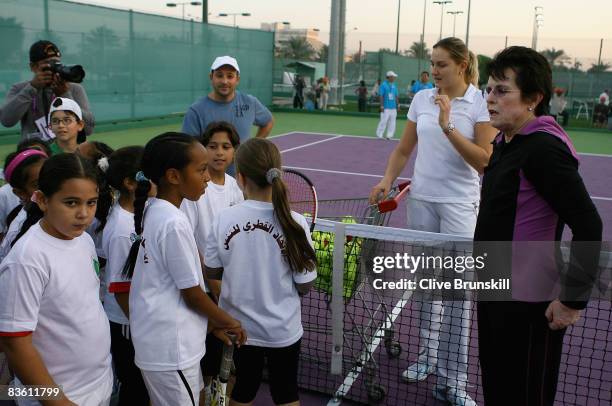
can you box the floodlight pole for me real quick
[465,0,471,47]
[447,11,463,37]
[433,0,452,41]
[417,0,427,82]
[395,0,401,54]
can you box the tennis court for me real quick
[267,130,611,405]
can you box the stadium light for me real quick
[166,2,202,21]
[433,0,452,41]
[218,12,251,27]
[447,10,463,37]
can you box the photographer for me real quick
[0,40,94,141]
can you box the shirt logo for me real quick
[93,258,100,277]
[223,219,285,250]
[234,104,249,118]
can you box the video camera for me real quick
[47,61,85,83]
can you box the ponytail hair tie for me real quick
[97,157,109,173]
[130,232,143,243]
[266,168,282,185]
[135,171,149,182]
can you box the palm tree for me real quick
[317,44,328,63]
[588,62,611,73]
[405,41,431,60]
[540,48,570,67]
[280,36,317,60]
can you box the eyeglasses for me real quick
[485,86,521,97]
[50,117,76,126]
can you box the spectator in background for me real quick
[293,74,306,109]
[375,71,400,140]
[371,78,381,100]
[319,77,330,110]
[411,71,434,95]
[0,40,94,141]
[593,95,610,128]
[598,89,609,106]
[182,55,274,143]
[550,87,569,127]
[314,78,322,109]
[355,80,368,112]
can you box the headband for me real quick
[4,149,48,184]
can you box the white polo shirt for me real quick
[0,183,20,233]
[129,198,208,371]
[0,223,112,400]
[181,174,244,254]
[204,200,317,348]
[407,84,490,203]
[102,204,134,325]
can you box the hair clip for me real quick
[135,171,149,182]
[130,232,143,243]
[265,168,282,185]
[97,157,109,173]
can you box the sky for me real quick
[69,0,612,63]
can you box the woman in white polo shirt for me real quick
[370,37,497,406]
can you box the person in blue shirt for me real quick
[411,71,434,94]
[182,56,274,143]
[376,71,400,139]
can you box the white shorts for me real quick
[407,197,478,237]
[141,363,203,406]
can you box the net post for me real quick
[330,222,345,375]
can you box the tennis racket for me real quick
[283,168,318,232]
[211,333,236,406]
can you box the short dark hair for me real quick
[201,121,240,148]
[488,46,552,116]
[421,71,429,75]
[17,138,52,156]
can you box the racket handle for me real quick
[219,332,236,383]
[377,182,411,213]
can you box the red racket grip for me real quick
[377,182,411,213]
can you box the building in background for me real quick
[261,22,325,54]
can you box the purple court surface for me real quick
[249,132,612,406]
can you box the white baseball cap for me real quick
[48,97,83,121]
[210,56,240,74]
[386,71,398,78]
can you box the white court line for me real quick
[268,131,295,139]
[280,135,343,154]
[579,152,612,158]
[593,196,612,202]
[327,289,414,405]
[283,165,411,181]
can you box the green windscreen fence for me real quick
[0,0,273,126]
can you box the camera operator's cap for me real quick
[30,40,61,63]
[211,56,240,74]
[48,98,83,121]
[386,71,398,78]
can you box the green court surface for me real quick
[1,111,611,162]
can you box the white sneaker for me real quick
[401,361,435,382]
[432,385,477,406]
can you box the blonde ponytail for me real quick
[466,51,479,86]
[434,37,479,86]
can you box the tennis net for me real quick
[299,218,611,405]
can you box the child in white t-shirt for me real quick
[180,121,244,403]
[205,138,317,405]
[0,153,113,406]
[123,132,246,406]
[100,146,150,405]
[0,148,48,262]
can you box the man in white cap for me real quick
[376,71,400,139]
[182,55,274,144]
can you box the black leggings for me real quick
[477,301,566,406]
[110,322,150,405]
